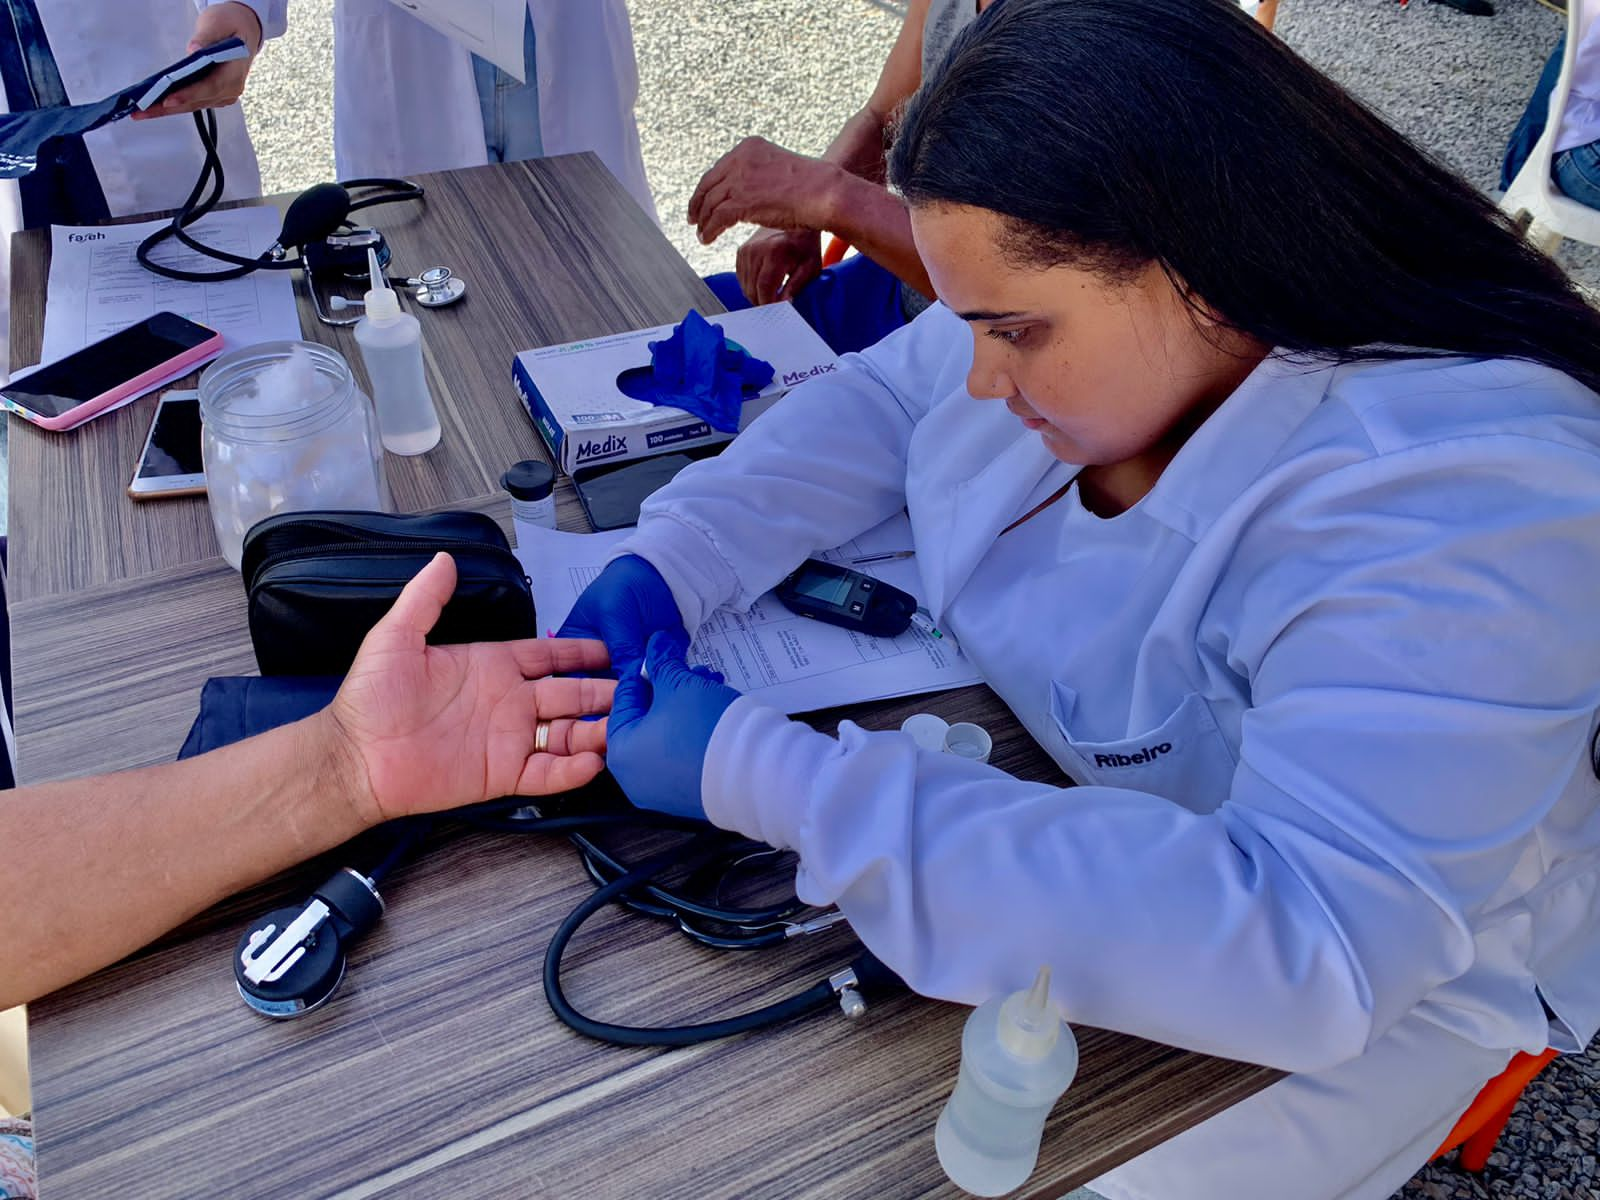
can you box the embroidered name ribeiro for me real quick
[1093,743,1172,769]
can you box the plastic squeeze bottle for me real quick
[935,966,1079,1196]
[354,248,441,455]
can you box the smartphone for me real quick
[573,454,696,531]
[128,390,206,501]
[775,558,919,638]
[572,443,727,531]
[1,311,223,432]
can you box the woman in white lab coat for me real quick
[0,0,283,378]
[567,1,1600,1197]
[330,0,654,219]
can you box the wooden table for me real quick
[7,156,1279,1199]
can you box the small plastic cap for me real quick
[998,965,1061,1061]
[501,459,555,501]
[942,721,992,763]
[900,712,950,752]
[363,285,402,321]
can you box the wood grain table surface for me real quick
[5,155,1279,1199]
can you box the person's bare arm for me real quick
[690,0,936,302]
[0,555,613,1007]
[1,710,368,1005]
[824,0,934,184]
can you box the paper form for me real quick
[385,0,527,81]
[516,513,984,715]
[41,207,303,368]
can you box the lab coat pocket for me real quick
[1048,683,1237,810]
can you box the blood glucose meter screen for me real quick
[139,398,204,478]
[794,572,853,606]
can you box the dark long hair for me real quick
[889,0,1600,394]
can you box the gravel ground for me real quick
[242,0,906,277]
[148,2,1600,1196]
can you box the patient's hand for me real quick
[327,553,616,826]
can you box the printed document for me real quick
[385,0,526,80]
[41,208,302,367]
[516,513,983,714]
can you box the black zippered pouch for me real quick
[240,510,536,677]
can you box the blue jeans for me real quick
[705,252,909,357]
[0,0,110,226]
[1501,36,1600,212]
[471,7,543,163]
[1502,37,1566,192]
[1553,143,1600,209]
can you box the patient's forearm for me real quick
[0,712,368,1008]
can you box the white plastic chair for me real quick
[1502,0,1600,253]
[0,1007,28,1118]
[1237,0,1280,30]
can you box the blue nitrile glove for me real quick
[616,310,776,434]
[607,629,740,820]
[556,554,685,677]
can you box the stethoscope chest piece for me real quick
[412,266,466,308]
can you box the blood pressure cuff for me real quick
[178,676,341,759]
[0,37,247,179]
[240,509,536,677]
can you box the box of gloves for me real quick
[512,302,839,475]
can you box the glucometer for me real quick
[775,558,919,638]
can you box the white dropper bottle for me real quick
[935,966,1079,1196]
[353,248,441,455]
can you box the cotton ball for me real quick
[231,343,333,418]
[204,345,386,567]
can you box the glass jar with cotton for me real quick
[200,341,389,569]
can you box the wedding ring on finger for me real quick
[534,719,552,755]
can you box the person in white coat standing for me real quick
[562,2,1600,1197]
[331,0,654,220]
[0,0,283,379]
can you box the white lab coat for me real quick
[0,0,284,378]
[617,305,1600,1199]
[330,0,655,220]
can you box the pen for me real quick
[850,550,916,565]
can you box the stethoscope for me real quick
[134,109,468,327]
[234,788,907,1046]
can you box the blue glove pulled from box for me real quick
[618,310,775,434]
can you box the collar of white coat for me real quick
[910,349,1335,618]
[1136,350,1338,542]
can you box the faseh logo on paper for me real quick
[67,231,106,243]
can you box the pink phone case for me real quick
[7,331,225,432]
